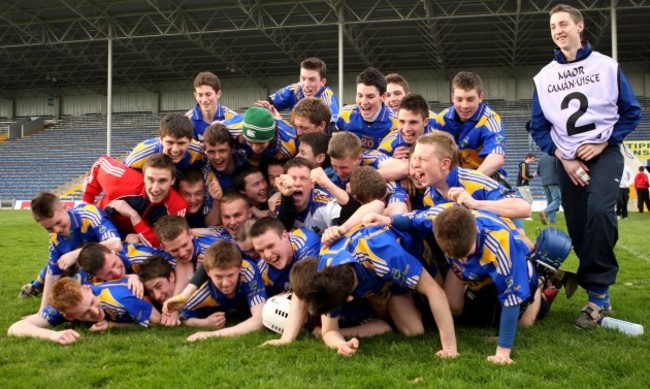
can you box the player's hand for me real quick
[268,192,281,214]
[187,331,217,342]
[399,178,417,198]
[559,158,590,187]
[321,226,347,247]
[276,174,296,196]
[202,312,227,328]
[576,142,608,162]
[447,187,478,209]
[259,338,293,347]
[196,253,205,264]
[254,100,282,119]
[362,213,391,227]
[124,233,141,244]
[89,320,110,333]
[163,294,187,315]
[161,311,181,327]
[107,199,137,218]
[312,326,323,338]
[392,146,411,160]
[310,167,331,188]
[50,329,82,345]
[57,251,78,271]
[208,179,223,201]
[125,274,144,299]
[436,348,460,359]
[337,338,359,357]
[251,206,272,219]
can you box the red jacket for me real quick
[635,172,649,189]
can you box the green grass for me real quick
[1,210,649,388]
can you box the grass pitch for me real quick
[1,210,649,388]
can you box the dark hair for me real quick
[398,94,429,120]
[283,157,316,173]
[300,57,327,79]
[159,113,193,140]
[292,97,331,129]
[233,165,264,192]
[290,257,355,316]
[385,73,410,94]
[143,154,177,178]
[31,192,61,221]
[77,243,111,275]
[433,207,477,258]
[193,71,221,93]
[550,4,584,25]
[155,215,190,243]
[204,122,235,148]
[451,71,483,95]
[138,255,174,282]
[350,166,387,203]
[300,132,330,158]
[250,217,286,239]
[178,169,204,186]
[356,67,387,95]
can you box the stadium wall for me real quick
[5,63,648,117]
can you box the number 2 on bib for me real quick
[561,92,596,136]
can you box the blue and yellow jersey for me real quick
[386,180,408,204]
[257,227,320,296]
[319,225,423,310]
[123,137,206,173]
[447,212,535,307]
[39,305,68,327]
[186,103,240,143]
[92,278,154,326]
[423,167,522,208]
[119,243,173,274]
[229,119,299,166]
[337,104,397,151]
[269,84,340,122]
[180,259,267,320]
[433,104,506,172]
[201,154,249,212]
[48,205,121,276]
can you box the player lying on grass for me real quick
[8,277,161,345]
[163,241,268,341]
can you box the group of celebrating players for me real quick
[7,4,642,365]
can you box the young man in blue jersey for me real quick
[378,94,433,160]
[234,165,272,218]
[529,4,642,329]
[179,241,268,341]
[187,71,240,143]
[432,71,506,179]
[261,57,339,123]
[177,169,210,228]
[8,277,161,345]
[124,112,206,173]
[201,123,249,225]
[226,106,299,166]
[28,192,123,312]
[290,97,332,136]
[337,67,398,151]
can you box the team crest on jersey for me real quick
[391,269,401,280]
[250,281,257,290]
[506,277,514,288]
[99,226,107,234]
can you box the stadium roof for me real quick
[1,0,650,94]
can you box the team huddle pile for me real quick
[7,5,642,365]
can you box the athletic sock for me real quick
[586,285,609,310]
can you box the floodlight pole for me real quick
[338,2,344,104]
[611,0,618,61]
[107,24,113,156]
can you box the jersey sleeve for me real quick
[239,260,268,308]
[115,287,155,327]
[80,205,121,242]
[269,84,299,112]
[476,112,506,157]
[123,140,158,170]
[39,305,67,327]
[180,281,219,320]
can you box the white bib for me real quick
[534,52,619,159]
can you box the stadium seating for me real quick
[0,113,161,201]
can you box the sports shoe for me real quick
[537,277,561,320]
[575,302,602,330]
[539,210,548,225]
[19,283,43,299]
